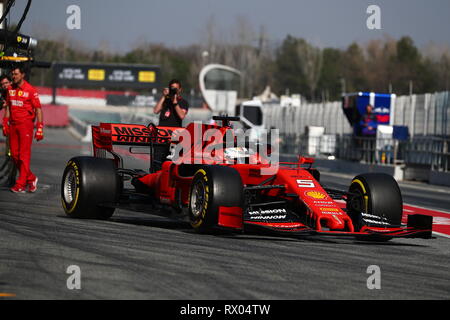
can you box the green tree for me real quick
[317,48,343,100]
[341,43,367,93]
[390,36,430,94]
[274,35,323,100]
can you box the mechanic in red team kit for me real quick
[2,66,44,193]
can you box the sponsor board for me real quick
[54,62,160,88]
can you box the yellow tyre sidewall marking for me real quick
[190,169,210,228]
[61,160,80,214]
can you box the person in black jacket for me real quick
[153,79,189,127]
[150,79,189,172]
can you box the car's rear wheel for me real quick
[188,165,243,233]
[347,173,403,240]
[61,156,120,219]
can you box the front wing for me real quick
[240,214,433,240]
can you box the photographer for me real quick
[141,79,189,174]
[153,79,189,127]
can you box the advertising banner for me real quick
[53,63,160,89]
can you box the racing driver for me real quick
[2,66,44,193]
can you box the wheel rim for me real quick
[63,169,77,205]
[350,190,364,212]
[190,179,206,219]
[349,184,367,213]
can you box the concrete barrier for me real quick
[282,153,395,174]
[67,114,91,142]
[429,170,450,187]
[42,104,69,127]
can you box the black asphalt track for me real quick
[0,129,449,299]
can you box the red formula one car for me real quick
[61,116,432,241]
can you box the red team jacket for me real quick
[6,80,41,123]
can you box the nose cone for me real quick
[320,215,346,230]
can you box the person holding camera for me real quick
[131,80,190,192]
[145,79,189,173]
[153,79,189,127]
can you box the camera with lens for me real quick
[168,86,178,98]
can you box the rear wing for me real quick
[91,123,183,165]
[92,122,182,148]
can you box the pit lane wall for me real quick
[280,153,450,188]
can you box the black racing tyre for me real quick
[347,172,403,233]
[188,165,243,233]
[61,156,120,219]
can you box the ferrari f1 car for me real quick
[61,116,433,241]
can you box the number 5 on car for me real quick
[297,179,315,188]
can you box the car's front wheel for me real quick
[347,172,403,240]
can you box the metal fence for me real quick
[270,91,450,172]
[265,91,450,137]
[403,136,450,171]
[264,101,352,136]
[281,134,396,164]
[393,91,450,137]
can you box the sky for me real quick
[7,0,450,53]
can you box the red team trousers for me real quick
[9,119,36,187]
[6,80,42,188]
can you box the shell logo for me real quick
[305,191,327,199]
